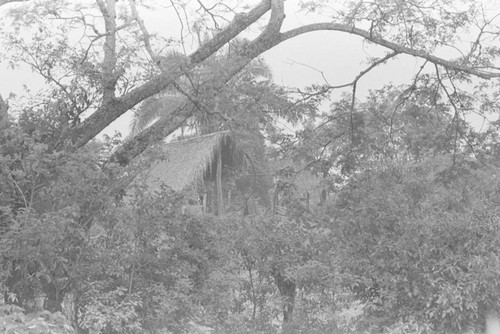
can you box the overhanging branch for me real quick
[67,0,272,148]
[280,23,500,79]
[0,0,24,6]
[110,106,194,166]
[61,1,500,152]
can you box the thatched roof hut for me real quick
[139,131,234,215]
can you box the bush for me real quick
[332,157,500,332]
[0,303,74,334]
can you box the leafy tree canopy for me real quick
[1,1,500,333]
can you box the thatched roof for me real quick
[142,131,233,192]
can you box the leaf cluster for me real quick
[0,303,74,334]
[331,157,500,332]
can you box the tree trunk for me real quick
[0,94,9,130]
[272,269,296,334]
[216,150,224,216]
[96,0,119,104]
[42,282,64,313]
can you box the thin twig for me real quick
[8,172,29,208]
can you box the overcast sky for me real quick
[0,0,498,137]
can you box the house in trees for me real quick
[131,130,273,216]
[134,131,236,216]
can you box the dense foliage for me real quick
[332,158,500,332]
[1,0,500,333]
[0,303,74,334]
[3,85,500,334]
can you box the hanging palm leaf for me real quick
[129,93,187,136]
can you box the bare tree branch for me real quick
[196,0,221,29]
[128,0,156,61]
[0,0,24,6]
[280,23,500,79]
[388,61,429,141]
[96,0,121,103]
[288,51,399,125]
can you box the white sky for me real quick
[0,0,497,137]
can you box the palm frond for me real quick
[244,58,273,80]
[130,94,189,135]
[230,57,273,82]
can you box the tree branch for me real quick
[67,0,500,154]
[108,1,289,164]
[128,0,156,61]
[189,0,272,64]
[280,23,500,79]
[96,0,120,103]
[0,0,24,6]
[67,0,272,148]
[110,106,194,165]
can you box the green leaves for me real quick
[0,303,75,334]
[332,157,500,332]
[78,287,142,334]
